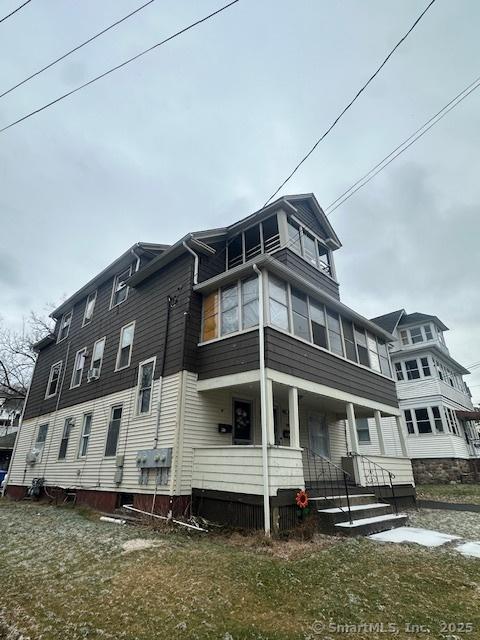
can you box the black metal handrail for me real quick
[304,447,353,524]
[350,452,398,515]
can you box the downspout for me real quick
[130,246,141,272]
[153,296,173,449]
[253,264,271,536]
[182,239,199,285]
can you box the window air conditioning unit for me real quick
[87,368,100,382]
[26,449,40,465]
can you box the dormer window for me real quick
[58,311,72,342]
[399,324,434,346]
[227,216,280,270]
[111,265,132,308]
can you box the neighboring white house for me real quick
[0,396,23,437]
[369,310,479,484]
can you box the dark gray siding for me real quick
[197,331,259,379]
[265,328,398,407]
[291,199,328,240]
[271,249,340,299]
[198,241,227,283]
[24,254,195,420]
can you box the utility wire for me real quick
[0,0,32,24]
[0,0,240,134]
[263,0,437,206]
[325,75,480,215]
[0,0,157,99]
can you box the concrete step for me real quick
[318,502,392,524]
[335,513,408,537]
[310,494,377,508]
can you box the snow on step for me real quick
[369,526,460,547]
[336,513,407,528]
[456,541,480,558]
[318,503,387,514]
[310,494,375,501]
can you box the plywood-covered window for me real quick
[202,291,219,341]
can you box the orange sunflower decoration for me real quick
[295,489,309,509]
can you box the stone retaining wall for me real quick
[412,458,479,484]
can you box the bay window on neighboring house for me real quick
[57,311,72,342]
[70,347,87,388]
[45,361,62,399]
[115,322,135,370]
[404,406,446,436]
[136,358,156,415]
[398,324,434,346]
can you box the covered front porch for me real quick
[190,369,414,532]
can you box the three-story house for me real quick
[6,194,415,534]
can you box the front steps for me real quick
[311,492,408,536]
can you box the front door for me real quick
[308,412,330,458]
[233,399,253,444]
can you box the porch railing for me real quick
[304,447,353,524]
[351,453,398,515]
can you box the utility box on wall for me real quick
[136,448,172,486]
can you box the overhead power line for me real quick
[325,74,480,215]
[0,0,157,99]
[263,0,437,206]
[0,0,240,134]
[0,0,32,24]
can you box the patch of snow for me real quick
[336,513,407,528]
[456,541,480,559]
[121,538,161,554]
[369,526,461,547]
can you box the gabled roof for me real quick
[370,309,405,334]
[282,193,342,248]
[370,309,449,333]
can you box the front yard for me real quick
[0,500,479,640]
[416,483,480,505]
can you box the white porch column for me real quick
[266,378,275,445]
[395,415,409,457]
[288,386,300,449]
[374,410,386,455]
[346,402,359,454]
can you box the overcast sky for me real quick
[1,0,479,400]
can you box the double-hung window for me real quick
[70,348,87,388]
[111,265,132,308]
[366,332,381,372]
[405,359,420,380]
[394,362,404,381]
[268,276,289,331]
[342,319,358,362]
[116,323,135,370]
[310,301,327,348]
[302,231,317,268]
[354,327,370,367]
[377,341,391,376]
[399,330,409,345]
[404,409,415,434]
[105,405,122,457]
[45,361,62,398]
[137,359,155,415]
[59,417,74,459]
[421,357,431,376]
[326,310,343,356]
[35,424,49,456]
[82,291,97,326]
[90,337,105,377]
[410,327,423,344]
[356,418,371,443]
[287,219,302,254]
[432,406,444,433]
[415,408,432,434]
[291,288,310,341]
[241,278,259,329]
[58,311,72,342]
[423,324,433,340]
[78,413,92,457]
[221,284,239,336]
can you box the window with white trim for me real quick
[405,359,420,380]
[354,326,370,367]
[356,418,371,443]
[326,310,343,356]
[420,357,431,377]
[78,413,92,458]
[58,311,72,342]
[58,417,74,459]
[405,406,445,436]
[310,301,328,349]
[201,277,259,341]
[111,265,132,308]
[82,291,97,326]
[404,409,415,434]
[70,347,87,388]
[241,278,259,329]
[268,276,289,331]
[366,332,380,372]
[287,216,332,275]
[137,359,155,415]
[291,288,310,341]
[45,361,62,398]
[377,340,391,376]
[432,406,444,433]
[35,424,49,455]
[341,318,358,363]
[415,408,432,434]
[116,323,135,370]
[105,405,122,457]
[90,337,105,377]
[394,362,404,381]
